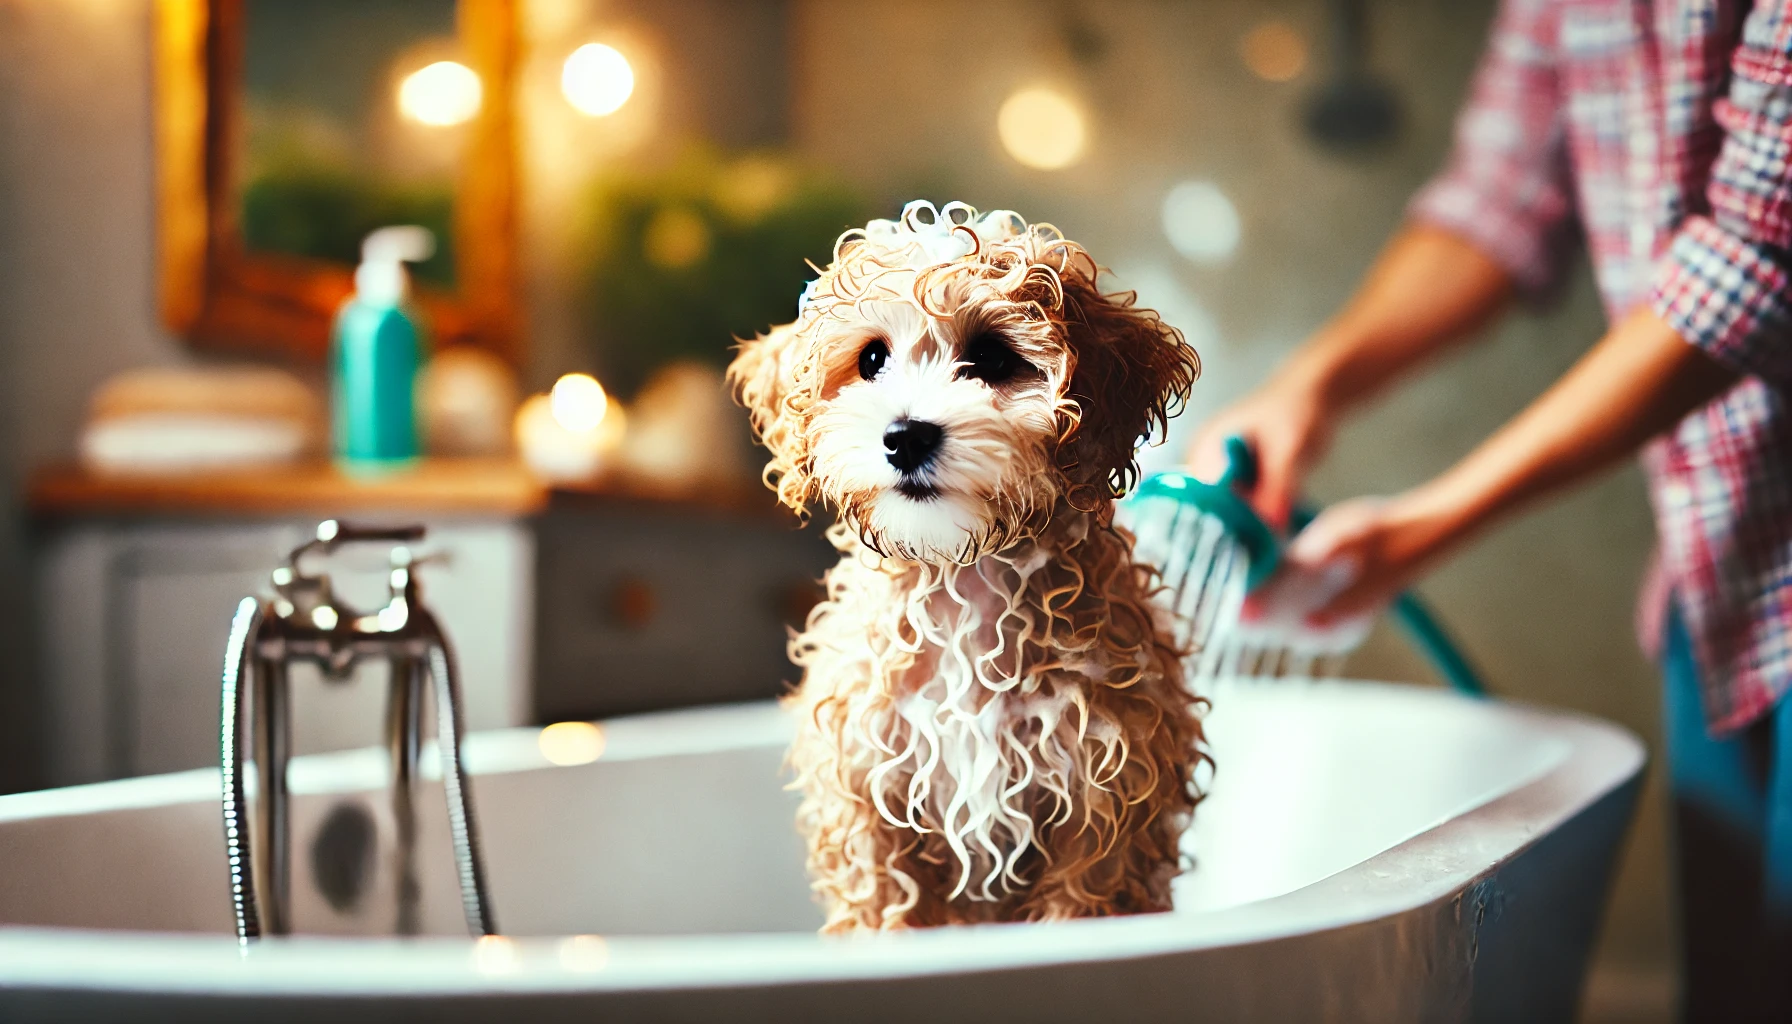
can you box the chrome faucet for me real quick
[218,520,496,942]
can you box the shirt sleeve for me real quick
[1651,2,1792,390]
[1408,0,1577,299]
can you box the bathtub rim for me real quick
[0,681,1646,999]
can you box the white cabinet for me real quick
[35,518,532,785]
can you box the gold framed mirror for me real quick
[154,0,520,365]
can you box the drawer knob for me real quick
[609,576,657,630]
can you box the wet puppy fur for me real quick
[729,202,1209,930]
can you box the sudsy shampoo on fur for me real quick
[332,226,433,472]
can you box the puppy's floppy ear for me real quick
[728,322,798,441]
[1052,266,1199,509]
[727,322,810,510]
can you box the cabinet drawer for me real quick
[533,501,832,722]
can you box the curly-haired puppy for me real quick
[729,201,1209,931]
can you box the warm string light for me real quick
[1240,20,1309,83]
[997,86,1087,170]
[398,60,482,126]
[562,43,635,116]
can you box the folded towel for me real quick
[79,367,321,473]
[80,413,313,474]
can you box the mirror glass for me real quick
[239,0,465,289]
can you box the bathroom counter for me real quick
[28,458,547,518]
[26,459,783,521]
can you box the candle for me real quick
[514,373,626,484]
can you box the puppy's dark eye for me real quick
[956,333,1029,385]
[857,338,889,381]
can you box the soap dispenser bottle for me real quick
[332,225,434,471]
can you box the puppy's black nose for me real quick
[884,419,943,473]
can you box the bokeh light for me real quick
[472,935,517,974]
[1240,21,1309,82]
[549,373,609,433]
[562,43,635,116]
[642,207,712,270]
[397,60,482,126]
[711,155,792,225]
[1162,180,1242,263]
[997,86,1087,170]
[538,721,606,766]
[558,934,610,972]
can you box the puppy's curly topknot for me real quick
[729,201,1208,930]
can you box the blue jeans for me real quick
[1663,608,1792,1020]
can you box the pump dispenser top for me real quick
[355,225,433,304]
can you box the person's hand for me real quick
[1185,370,1336,529]
[1265,490,1458,627]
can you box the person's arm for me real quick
[1295,0,1792,624]
[1188,227,1510,528]
[1288,224,1517,412]
[1188,0,1574,527]
[1291,309,1735,624]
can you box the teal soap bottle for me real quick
[332,226,433,471]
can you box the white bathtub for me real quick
[0,680,1643,1023]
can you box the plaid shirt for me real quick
[1411,0,1792,733]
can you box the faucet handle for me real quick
[273,520,431,610]
[312,520,426,551]
[281,520,427,571]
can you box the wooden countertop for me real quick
[28,458,548,518]
[27,458,791,521]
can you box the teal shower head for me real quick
[1123,435,1488,695]
[1133,435,1281,591]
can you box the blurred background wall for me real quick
[0,1,194,794]
[0,0,1667,1006]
